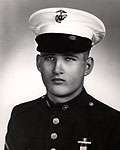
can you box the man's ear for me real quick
[36,54,41,72]
[84,57,94,76]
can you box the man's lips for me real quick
[51,78,65,84]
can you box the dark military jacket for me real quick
[5,89,120,150]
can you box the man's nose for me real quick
[53,58,64,74]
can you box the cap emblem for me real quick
[55,10,67,23]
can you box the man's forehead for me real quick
[40,52,86,56]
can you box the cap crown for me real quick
[29,7,106,46]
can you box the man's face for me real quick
[37,52,93,100]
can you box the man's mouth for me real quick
[51,78,65,84]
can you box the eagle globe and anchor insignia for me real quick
[55,10,68,23]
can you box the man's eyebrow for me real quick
[62,53,79,58]
[40,53,79,58]
[40,53,56,56]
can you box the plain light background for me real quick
[0,0,120,149]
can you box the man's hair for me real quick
[83,50,90,61]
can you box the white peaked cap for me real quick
[29,7,106,46]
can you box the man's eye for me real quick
[65,57,77,61]
[44,56,55,61]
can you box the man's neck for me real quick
[47,86,83,104]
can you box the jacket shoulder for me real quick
[87,93,120,118]
[11,95,46,116]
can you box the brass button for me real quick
[53,118,60,125]
[50,148,56,150]
[51,133,58,140]
[89,102,94,106]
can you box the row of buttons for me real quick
[50,117,60,150]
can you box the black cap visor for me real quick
[35,33,92,53]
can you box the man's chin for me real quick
[48,88,71,98]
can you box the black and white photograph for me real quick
[0,0,120,149]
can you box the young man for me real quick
[5,8,120,150]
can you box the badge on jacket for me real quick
[77,138,91,150]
